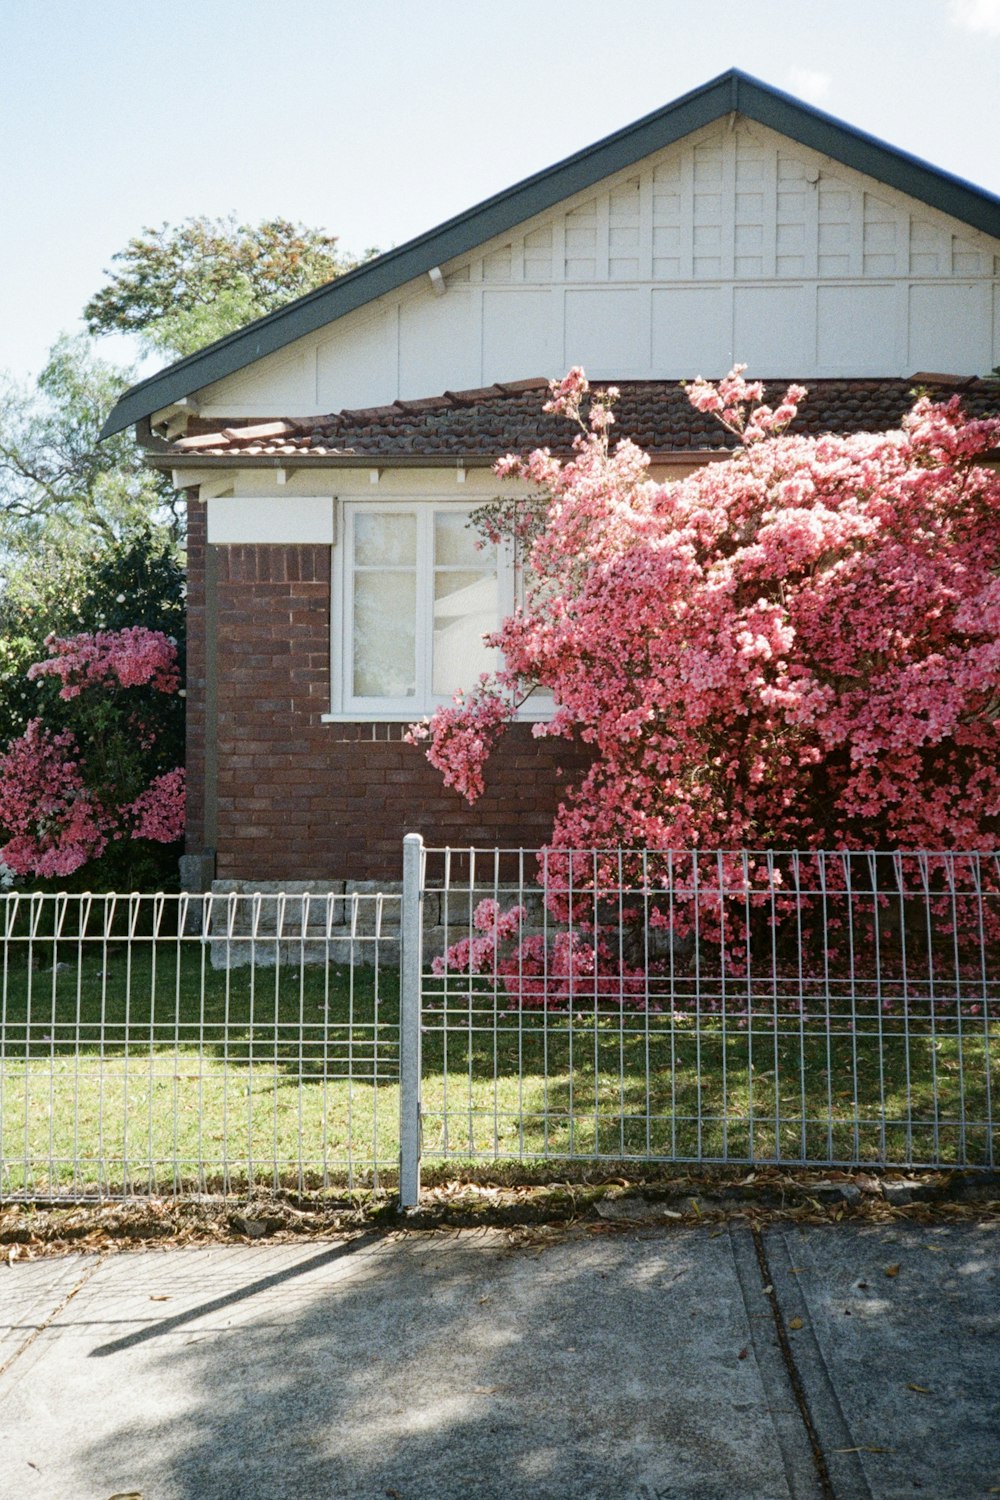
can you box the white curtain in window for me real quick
[432,513,497,695]
[352,513,417,698]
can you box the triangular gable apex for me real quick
[101,68,1000,437]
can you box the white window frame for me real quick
[326,498,523,722]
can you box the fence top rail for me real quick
[423,845,1000,859]
[421,846,1000,896]
[0,890,401,904]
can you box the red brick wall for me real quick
[202,541,588,882]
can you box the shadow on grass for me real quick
[0,947,398,1074]
[2,947,997,1188]
[419,1016,1000,1168]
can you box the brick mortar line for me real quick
[0,1254,105,1384]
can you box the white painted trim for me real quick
[206,495,335,544]
[322,711,428,724]
[199,476,236,501]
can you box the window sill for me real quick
[322,712,426,724]
[321,704,555,725]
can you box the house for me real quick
[101,69,1000,891]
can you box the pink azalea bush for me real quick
[126,768,186,845]
[414,368,1000,1009]
[0,628,185,885]
[0,720,109,879]
[430,896,653,1011]
[27,626,180,699]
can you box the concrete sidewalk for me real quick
[0,1219,996,1500]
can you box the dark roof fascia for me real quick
[155,453,502,471]
[103,69,1000,439]
[739,75,1000,234]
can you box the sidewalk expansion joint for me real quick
[751,1224,838,1500]
[0,1254,105,1384]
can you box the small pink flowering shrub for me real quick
[0,721,109,879]
[415,368,1000,1009]
[432,899,527,977]
[432,896,652,1011]
[126,768,186,844]
[0,628,185,888]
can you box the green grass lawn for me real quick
[1,941,997,1196]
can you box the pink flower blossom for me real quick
[0,628,186,882]
[0,721,109,877]
[29,627,180,700]
[126,769,186,844]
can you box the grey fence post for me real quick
[399,832,424,1208]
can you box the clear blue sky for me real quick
[2,0,999,381]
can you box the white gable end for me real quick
[197,117,1000,419]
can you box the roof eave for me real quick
[156,449,730,472]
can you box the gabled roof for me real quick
[156,376,998,467]
[101,69,1000,439]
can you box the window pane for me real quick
[355,512,417,566]
[434,510,494,568]
[433,570,498,695]
[353,571,416,697]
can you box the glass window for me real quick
[432,513,497,695]
[351,513,417,698]
[341,504,503,714]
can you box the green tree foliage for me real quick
[84,214,377,359]
[0,212,368,886]
[0,335,178,564]
[1,217,366,570]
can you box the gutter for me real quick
[151,449,732,472]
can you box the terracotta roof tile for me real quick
[389,397,447,414]
[169,377,1000,461]
[221,420,295,441]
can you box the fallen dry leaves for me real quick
[0,1166,996,1259]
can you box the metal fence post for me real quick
[399,833,424,1207]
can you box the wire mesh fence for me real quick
[2,847,997,1205]
[0,889,400,1201]
[419,846,1000,1174]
